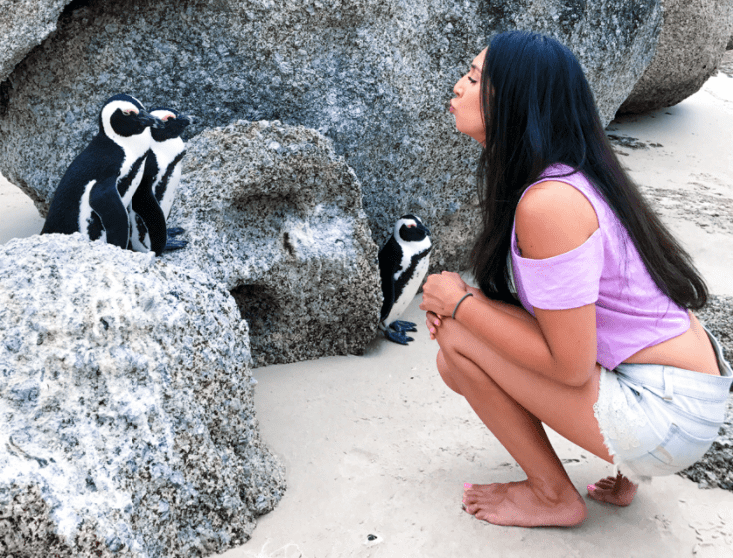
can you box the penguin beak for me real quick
[138,110,165,129]
[179,114,193,127]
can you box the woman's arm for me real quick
[421,181,600,387]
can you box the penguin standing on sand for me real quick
[378,214,432,345]
[41,94,161,250]
[128,107,191,255]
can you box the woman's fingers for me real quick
[425,311,443,340]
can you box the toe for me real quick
[464,502,479,515]
[594,477,617,489]
[587,487,611,504]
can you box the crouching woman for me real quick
[420,30,733,527]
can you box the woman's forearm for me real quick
[450,293,590,386]
[466,286,537,326]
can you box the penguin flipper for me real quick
[378,237,400,322]
[88,178,129,249]
[130,182,167,256]
[384,328,414,345]
[391,320,417,333]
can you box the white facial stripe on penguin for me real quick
[101,100,142,140]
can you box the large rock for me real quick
[0,234,285,557]
[0,0,664,273]
[619,0,733,114]
[0,0,69,84]
[164,119,382,367]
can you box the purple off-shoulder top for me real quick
[510,164,690,370]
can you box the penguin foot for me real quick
[384,328,414,345]
[390,320,417,333]
[163,238,188,252]
[167,227,186,237]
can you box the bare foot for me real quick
[586,472,637,506]
[462,480,587,527]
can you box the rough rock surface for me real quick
[0,0,70,84]
[0,0,664,272]
[619,0,733,114]
[0,234,285,557]
[678,295,733,491]
[162,119,381,366]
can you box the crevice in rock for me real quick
[230,284,280,340]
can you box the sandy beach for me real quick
[2,71,733,557]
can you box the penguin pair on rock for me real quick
[378,214,432,345]
[42,94,191,256]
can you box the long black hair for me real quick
[470,30,707,310]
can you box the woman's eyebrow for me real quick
[471,64,482,73]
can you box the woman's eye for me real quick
[468,77,477,84]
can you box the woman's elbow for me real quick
[556,359,597,388]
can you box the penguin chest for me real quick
[117,155,148,209]
[153,138,185,219]
[156,161,182,219]
[385,254,430,326]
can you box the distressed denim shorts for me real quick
[594,327,733,481]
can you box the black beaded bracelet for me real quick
[452,292,474,319]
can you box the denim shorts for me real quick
[594,327,733,481]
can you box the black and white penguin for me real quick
[128,107,192,255]
[378,214,432,345]
[41,94,161,249]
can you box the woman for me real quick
[419,31,732,527]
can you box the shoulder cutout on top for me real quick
[515,180,600,261]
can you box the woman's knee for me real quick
[437,349,462,394]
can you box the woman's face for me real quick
[450,48,487,145]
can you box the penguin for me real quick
[41,94,162,250]
[378,214,432,345]
[128,107,192,255]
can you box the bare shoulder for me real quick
[515,180,599,260]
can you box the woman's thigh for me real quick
[436,316,613,463]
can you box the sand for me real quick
[2,73,733,558]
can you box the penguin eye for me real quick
[407,224,415,228]
[122,109,138,116]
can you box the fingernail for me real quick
[587,484,596,492]
[434,320,440,326]
[464,483,472,489]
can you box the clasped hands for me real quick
[419,271,473,340]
